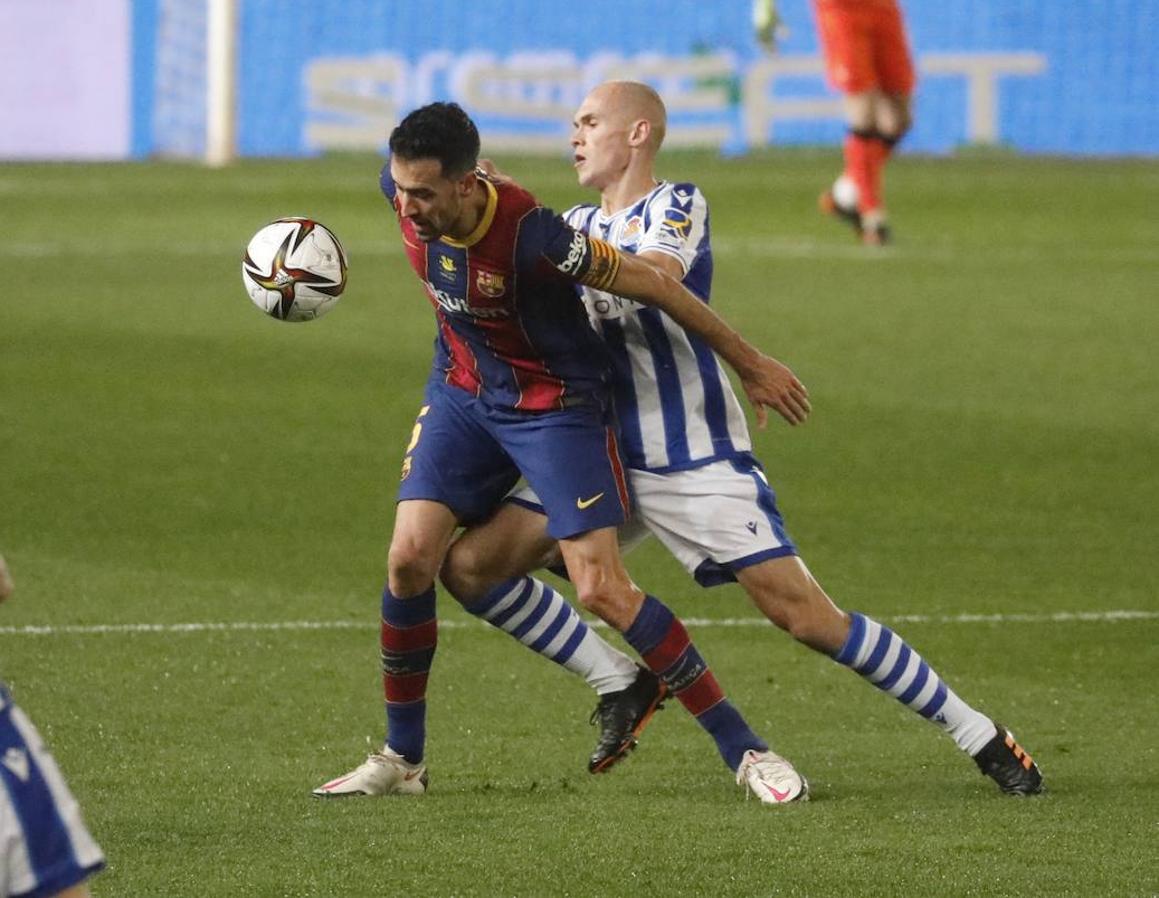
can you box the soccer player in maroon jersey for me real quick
[314,102,813,800]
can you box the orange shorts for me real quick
[813,0,916,96]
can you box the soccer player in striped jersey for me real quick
[0,555,105,898]
[440,82,1042,797]
[313,102,811,802]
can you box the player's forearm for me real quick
[609,257,763,378]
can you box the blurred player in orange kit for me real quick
[756,0,916,245]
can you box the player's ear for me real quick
[627,119,650,149]
[456,168,477,197]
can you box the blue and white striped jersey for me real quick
[563,181,752,473]
[0,684,105,898]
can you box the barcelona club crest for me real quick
[476,270,506,298]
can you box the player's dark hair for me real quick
[389,102,480,177]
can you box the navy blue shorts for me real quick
[397,379,631,539]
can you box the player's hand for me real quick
[477,159,512,184]
[739,354,810,428]
[0,554,13,603]
[753,0,786,53]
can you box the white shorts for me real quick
[0,686,105,898]
[509,454,797,587]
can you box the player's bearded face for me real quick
[390,157,470,242]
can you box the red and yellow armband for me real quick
[547,229,622,291]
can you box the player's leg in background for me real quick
[857,0,917,244]
[814,4,880,238]
[735,555,1043,794]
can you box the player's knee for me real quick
[387,541,438,597]
[758,580,811,634]
[879,98,912,142]
[754,579,839,648]
[439,539,499,604]
[880,120,910,145]
[574,580,637,629]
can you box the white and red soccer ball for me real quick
[242,217,347,321]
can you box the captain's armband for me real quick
[546,228,621,291]
[578,237,621,290]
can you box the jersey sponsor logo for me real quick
[587,292,640,321]
[424,282,510,319]
[576,491,605,509]
[475,270,506,298]
[659,208,692,239]
[556,229,589,274]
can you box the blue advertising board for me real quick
[136,0,1159,158]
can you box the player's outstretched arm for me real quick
[606,251,810,427]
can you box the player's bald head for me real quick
[588,81,667,152]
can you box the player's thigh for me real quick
[735,556,849,650]
[397,382,521,526]
[816,3,877,94]
[497,404,630,540]
[870,1,916,96]
[557,526,637,620]
[506,485,653,564]
[445,499,560,590]
[631,457,797,587]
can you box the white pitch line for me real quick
[0,609,1154,637]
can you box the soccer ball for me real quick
[242,217,347,321]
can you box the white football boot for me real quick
[736,749,809,804]
[312,747,428,798]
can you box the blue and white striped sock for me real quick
[464,576,638,694]
[832,612,996,756]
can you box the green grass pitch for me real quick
[1,149,1157,896]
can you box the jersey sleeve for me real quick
[636,182,707,276]
[518,206,622,291]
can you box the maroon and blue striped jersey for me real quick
[381,165,623,412]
